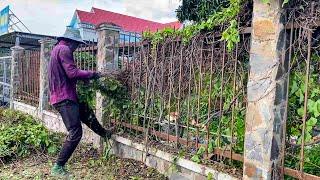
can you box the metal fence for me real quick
[75,39,97,71]
[0,56,11,107]
[15,50,40,106]
[281,1,320,179]
[108,29,251,177]
[104,2,320,179]
[118,32,142,70]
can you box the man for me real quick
[48,27,113,176]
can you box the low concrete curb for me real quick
[111,135,239,180]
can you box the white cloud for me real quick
[122,0,180,23]
[0,0,180,36]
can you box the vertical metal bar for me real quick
[87,41,91,70]
[130,33,137,134]
[136,31,143,138]
[150,44,158,133]
[80,44,83,70]
[28,51,31,103]
[121,34,126,69]
[142,43,150,162]
[112,35,116,70]
[217,41,226,153]
[75,47,78,67]
[92,39,94,71]
[127,33,131,71]
[27,51,30,103]
[32,51,35,103]
[167,40,175,142]
[136,37,143,137]
[196,40,204,148]
[186,43,193,147]
[230,37,239,164]
[3,60,6,103]
[299,13,313,180]
[34,51,36,103]
[38,50,40,102]
[176,45,183,148]
[159,43,165,134]
[145,42,158,161]
[206,38,215,157]
[281,17,294,178]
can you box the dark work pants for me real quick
[54,100,107,166]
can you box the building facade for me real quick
[69,7,182,42]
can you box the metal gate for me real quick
[0,56,11,107]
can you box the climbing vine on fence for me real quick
[143,0,241,52]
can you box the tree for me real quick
[176,0,229,23]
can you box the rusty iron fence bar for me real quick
[112,28,251,177]
[282,2,320,179]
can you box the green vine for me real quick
[143,0,241,52]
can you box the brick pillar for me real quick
[243,0,286,179]
[95,23,121,145]
[10,46,24,109]
[38,38,56,116]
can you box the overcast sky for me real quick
[0,0,180,36]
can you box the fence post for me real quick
[10,46,24,109]
[243,0,286,179]
[38,38,56,116]
[95,23,121,146]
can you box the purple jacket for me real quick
[48,41,94,105]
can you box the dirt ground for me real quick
[0,145,167,180]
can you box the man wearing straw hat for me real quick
[48,27,113,177]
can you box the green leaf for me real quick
[297,107,304,117]
[208,141,214,154]
[197,146,206,156]
[282,0,289,6]
[47,145,58,155]
[306,117,317,127]
[207,172,214,180]
[290,81,299,95]
[191,155,201,163]
[305,133,312,142]
[298,90,304,104]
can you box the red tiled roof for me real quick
[76,7,182,33]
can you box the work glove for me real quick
[92,72,102,80]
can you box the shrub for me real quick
[0,109,59,161]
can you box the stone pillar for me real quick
[95,23,121,145]
[38,38,56,116]
[10,46,24,109]
[243,0,286,179]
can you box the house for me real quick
[69,7,182,41]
